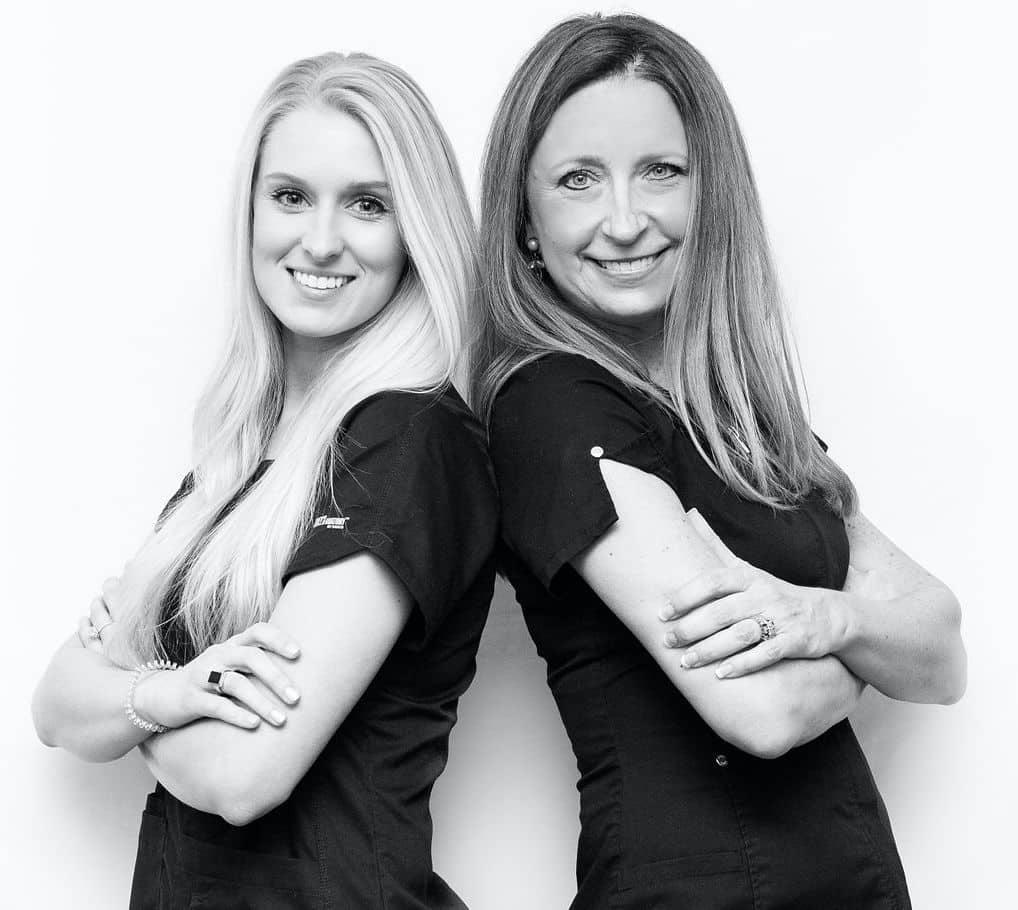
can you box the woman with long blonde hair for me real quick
[33,52,496,909]
[478,14,965,908]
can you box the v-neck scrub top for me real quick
[129,388,498,910]
[489,354,910,910]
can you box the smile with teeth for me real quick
[593,252,663,274]
[290,269,353,290]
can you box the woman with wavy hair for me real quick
[477,13,965,908]
[33,53,495,909]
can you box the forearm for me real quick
[140,719,282,824]
[32,639,152,762]
[690,653,864,758]
[830,583,966,704]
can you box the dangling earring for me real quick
[525,237,545,281]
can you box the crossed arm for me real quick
[573,460,965,759]
[32,552,412,825]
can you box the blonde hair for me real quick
[111,53,476,663]
[475,13,855,513]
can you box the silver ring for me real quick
[207,669,232,695]
[94,620,114,640]
[752,614,776,641]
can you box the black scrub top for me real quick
[130,388,498,910]
[489,354,911,910]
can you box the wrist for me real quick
[824,587,859,655]
[127,661,178,733]
[131,671,162,727]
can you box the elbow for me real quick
[935,592,967,706]
[31,686,61,750]
[210,775,293,828]
[713,712,800,761]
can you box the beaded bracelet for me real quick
[124,659,178,734]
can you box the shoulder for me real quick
[497,352,630,401]
[490,353,651,444]
[341,386,488,459]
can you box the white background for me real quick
[4,0,1015,906]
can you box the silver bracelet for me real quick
[124,659,178,734]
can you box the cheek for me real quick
[538,200,597,257]
[251,206,295,260]
[359,227,407,284]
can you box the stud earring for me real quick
[525,237,545,281]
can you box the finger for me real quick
[196,692,261,729]
[77,616,104,652]
[217,672,287,727]
[673,618,763,668]
[714,635,786,679]
[101,577,121,616]
[664,590,762,646]
[223,645,300,705]
[88,596,112,628]
[232,622,301,660]
[686,508,743,567]
[659,567,748,621]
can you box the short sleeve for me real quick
[282,390,497,648]
[489,355,676,590]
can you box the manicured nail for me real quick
[286,645,300,658]
[664,631,679,647]
[715,663,733,679]
[659,607,675,621]
[271,710,286,725]
[284,687,300,703]
[681,652,699,669]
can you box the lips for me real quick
[591,250,667,275]
[288,268,354,290]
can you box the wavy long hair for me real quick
[475,13,855,513]
[110,53,476,664]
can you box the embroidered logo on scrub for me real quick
[313,516,349,530]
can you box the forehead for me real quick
[533,76,687,166]
[259,105,387,184]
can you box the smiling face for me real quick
[252,105,407,347]
[526,76,691,337]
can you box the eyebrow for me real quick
[547,152,690,171]
[261,172,392,195]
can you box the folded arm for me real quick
[141,551,412,825]
[658,510,966,705]
[572,459,864,760]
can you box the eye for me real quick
[269,187,309,209]
[351,196,389,217]
[560,170,597,191]
[645,162,687,181]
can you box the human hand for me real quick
[77,578,303,730]
[657,509,845,678]
[77,577,125,658]
[132,622,304,731]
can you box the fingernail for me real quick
[664,631,679,648]
[681,652,699,669]
[715,663,733,679]
[271,710,285,725]
[659,607,675,621]
[285,687,300,703]
[286,645,300,658]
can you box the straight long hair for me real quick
[476,13,855,513]
[110,53,477,664]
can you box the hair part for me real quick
[110,52,476,664]
[475,12,855,514]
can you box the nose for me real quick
[601,185,648,244]
[300,210,344,261]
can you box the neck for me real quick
[280,329,341,408]
[599,316,668,386]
